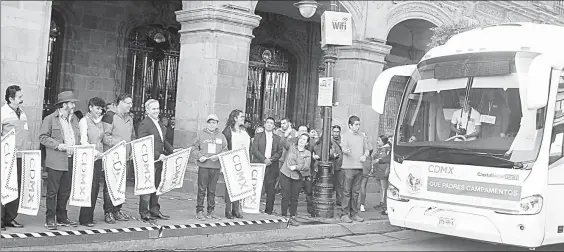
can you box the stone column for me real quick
[174,2,261,145]
[332,39,391,142]
[1,1,52,150]
[174,1,260,196]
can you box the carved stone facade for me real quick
[251,11,323,129]
[2,0,563,160]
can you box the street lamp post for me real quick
[295,0,339,219]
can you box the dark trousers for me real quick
[98,170,117,214]
[263,165,279,214]
[341,169,362,217]
[1,158,22,223]
[100,160,131,214]
[139,161,162,218]
[78,160,104,224]
[279,173,302,217]
[333,169,345,205]
[196,167,220,214]
[45,158,73,222]
[302,176,313,214]
[224,188,241,217]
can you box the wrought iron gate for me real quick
[43,12,64,118]
[246,44,290,127]
[125,25,180,127]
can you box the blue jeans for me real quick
[341,169,362,217]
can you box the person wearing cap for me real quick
[191,114,228,220]
[136,99,173,222]
[39,91,81,230]
[1,85,29,231]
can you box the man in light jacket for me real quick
[39,91,81,230]
[192,114,228,220]
[1,85,29,231]
[340,116,370,223]
[101,93,136,223]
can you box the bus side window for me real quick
[548,71,564,165]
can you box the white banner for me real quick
[218,148,254,202]
[70,145,96,207]
[242,163,266,214]
[18,150,42,216]
[131,135,156,195]
[102,140,127,206]
[156,148,192,195]
[1,129,18,205]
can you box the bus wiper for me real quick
[400,146,437,162]
[439,149,525,169]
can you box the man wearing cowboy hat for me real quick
[39,91,81,230]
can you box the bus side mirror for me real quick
[526,55,551,110]
[371,65,416,114]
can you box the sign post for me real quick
[314,1,353,219]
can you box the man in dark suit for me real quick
[251,117,283,215]
[136,99,173,222]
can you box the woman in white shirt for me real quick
[221,109,251,219]
[77,97,107,227]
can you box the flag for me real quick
[18,150,41,216]
[218,147,254,202]
[1,129,18,205]
[242,163,266,214]
[131,135,156,195]
[69,145,96,207]
[102,140,127,206]
[156,148,192,195]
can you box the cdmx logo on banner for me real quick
[172,157,184,185]
[232,154,249,191]
[113,152,123,178]
[248,169,259,205]
[28,157,37,203]
[80,152,88,196]
[141,144,152,184]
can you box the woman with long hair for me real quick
[372,135,391,215]
[279,133,312,226]
[221,109,251,219]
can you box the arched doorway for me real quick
[379,19,436,137]
[125,24,180,128]
[246,43,294,129]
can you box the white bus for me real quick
[371,23,564,249]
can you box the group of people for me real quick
[1,86,172,231]
[192,112,393,226]
[1,85,392,231]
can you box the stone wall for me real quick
[51,0,181,113]
[1,1,52,150]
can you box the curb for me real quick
[4,219,400,251]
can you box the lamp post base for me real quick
[313,161,335,218]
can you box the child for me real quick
[192,114,228,220]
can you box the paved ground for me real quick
[2,180,388,250]
[201,230,564,251]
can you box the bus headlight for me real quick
[495,195,543,215]
[387,183,409,202]
[519,195,543,215]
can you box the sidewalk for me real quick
[1,181,393,250]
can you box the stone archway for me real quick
[379,18,436,137]
[386,1,454,36]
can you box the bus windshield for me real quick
[394,51,546,167]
